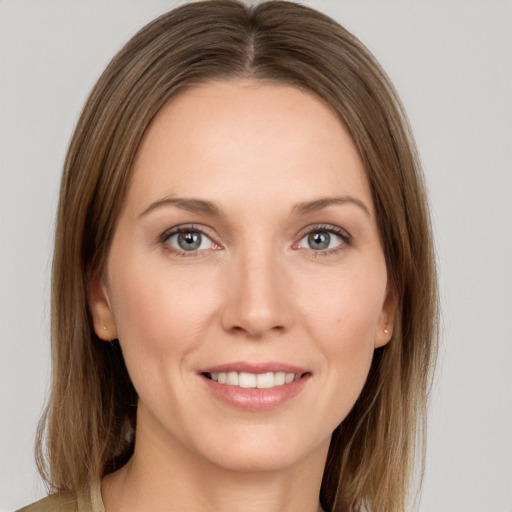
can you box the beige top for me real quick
[16,482,105,512]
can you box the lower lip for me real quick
[200,374,310,411]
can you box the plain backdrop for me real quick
[1,1,511,511]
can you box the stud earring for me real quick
[103,326,108,331]
[384,328,389,335]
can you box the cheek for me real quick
[318,295,377,394]
[304,263,386,348]
[107,257,219,380]
[301,264,386,415]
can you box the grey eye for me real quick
[308,231,329,250]
[167,230,213,252]
[298,230,344,251]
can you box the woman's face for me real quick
[90,80,394,473]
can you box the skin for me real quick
[89,80,395,512]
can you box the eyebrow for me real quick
[138,194,370,219]
[138,196,222,218]
[292,196,371,217]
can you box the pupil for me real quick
[178,231,201,250]
[308,231,330,250]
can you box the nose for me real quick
[220,249,292,338]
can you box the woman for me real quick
[20,1,438,511]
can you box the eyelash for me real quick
[295,224,352,257]
[159,223,352,257]
[159,224,218,258]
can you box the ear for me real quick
[374,287,398,349]
[88,270,118,341]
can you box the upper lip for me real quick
[199,361,310,375]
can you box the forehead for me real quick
[127,79,372,216]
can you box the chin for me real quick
[184,420,333,475]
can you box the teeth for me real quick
[274,372,286,386]
[227,371,239,386]
[256,372,274,388]
[207,371,300,389]
[239,372,256,388]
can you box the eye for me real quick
[165,229,214,252]
[297,228,349,252]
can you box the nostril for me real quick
[228,324,286,338]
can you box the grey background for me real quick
[1,1,511,511]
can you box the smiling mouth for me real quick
[203,371,307,389]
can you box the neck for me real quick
[102,409,329,512]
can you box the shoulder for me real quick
[16,482,104,512]
[16,492,78,512]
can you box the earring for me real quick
[103,326,108,331]
[384,328,389,335]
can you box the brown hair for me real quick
[36,1,438,511]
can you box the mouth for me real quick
[203,371,305,389]
[199,363,311,411]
